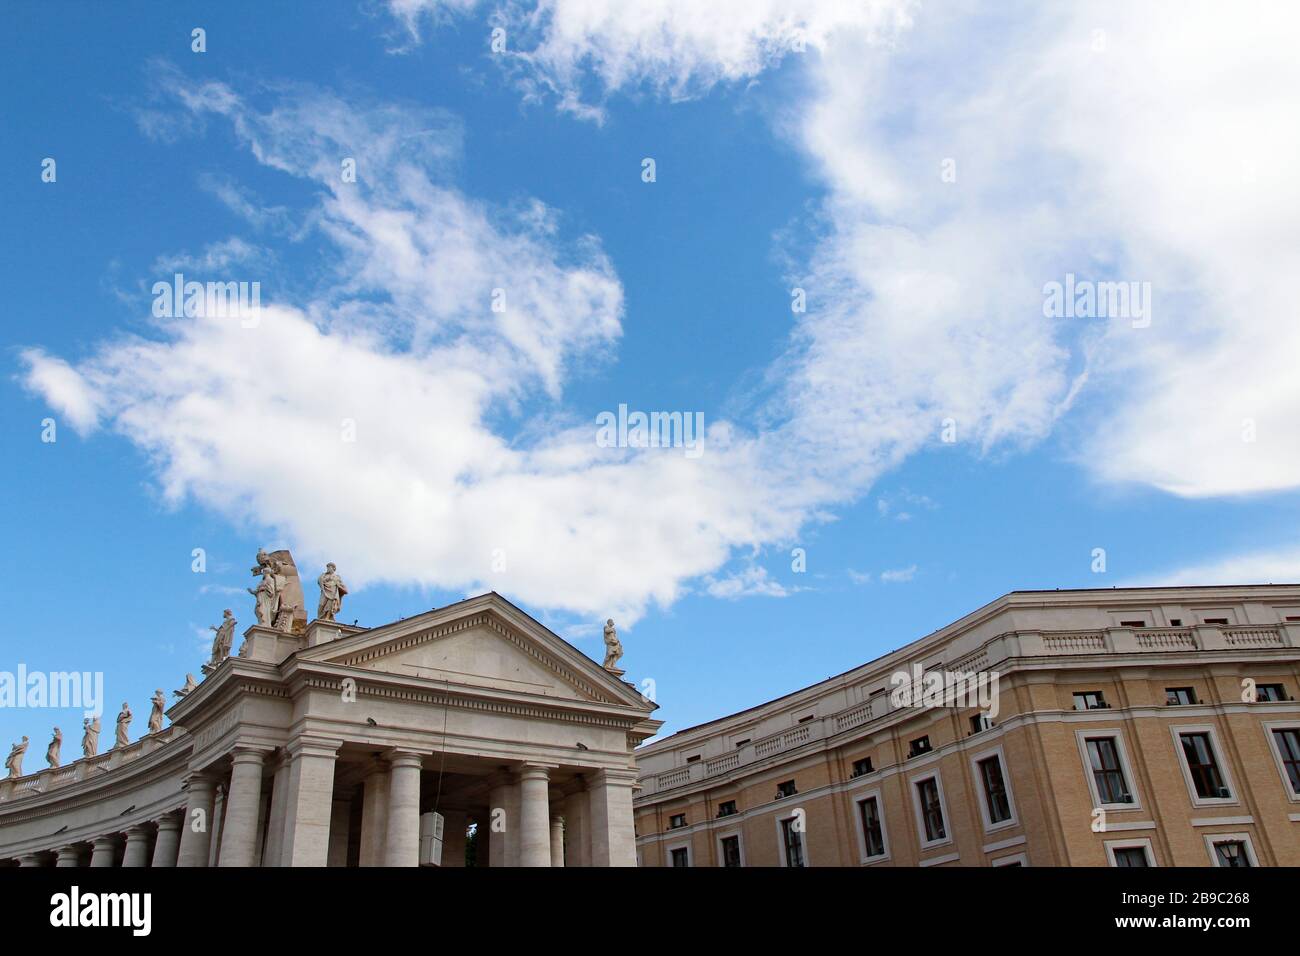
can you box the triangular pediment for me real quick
[298,593,650,710]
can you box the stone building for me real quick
[0,592,660,867]
[634,585,1300,867]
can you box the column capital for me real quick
[184,770,217,793]
[590,767,638,788]
[122,824,151,838]
[285,736,343,761]
[517,763,555,783]
[230,746,269,767]
[91,835,118,849]
[385,750,425,771]
[155,813,182,833]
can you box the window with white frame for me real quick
[855,793,887,861]
[1171,726,1235,804]
[719,833,743,868]
[1265,724,1300,798]
[1105,838,1155,867]
[778,816,806,868]
[1205,833,1257,868]
[972,747,1016,829]
[669,845,690,868]
[1081,733,1135,807]
[912,773,950,847]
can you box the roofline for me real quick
[642,582,1300,745]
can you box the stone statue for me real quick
[603,618,624,672]
[249,564,279,628]
[5,737,28,778]
[316,562,349,622]
[209,609,237,663]
[114,703,132,750]
[148,690,166,734]
[174,674,198,698]
[46,728,62,769]
[82,717,100,758]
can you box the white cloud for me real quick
[1125,548,1300,588]
[437,0,1300,509]
[705,565,791,600]
[879,564,917,584]
[22,71,807,626]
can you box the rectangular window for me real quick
[720,835,742,868]
[1119,620,1146,627]
[1086,737,1133,804]
[1257,683,1287,702]
[670,847,689,868]
[1165,687,1197,706]
[1212,840,1251,867]
[733,738,750,749]
[1179,732,1228,799]
[858,797,886,858]
[1202,617,1229,625]
[851,756,873,777]
[668,813,686,830]
[1073,691,1108,711]
[1113,846,1150,867]
[685,754,701,763]
[716,800,737,818]
[775,780,797,799]
[908,735,932,758]
[780,818,805,868]
[916,777,946,842]
[970,713,994,735]
[1272,728,1300,794]
[978,755,1012,824]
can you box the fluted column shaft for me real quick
[177,774,216,867]
[517,765,552,867]
[152,815,182,867]
[122,825,151,867]
[219,748,266,867]
[550,814,565,867]
[384,752,423,867]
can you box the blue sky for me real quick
[3,1,1300,751]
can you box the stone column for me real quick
[440,810,467,867]
[208,785,226,866]
[89,836,118,868]
[359,761,390,867]
[55,845,83,868]
[152,814,182,867]
[517,765,552,867]
[261,756,291,866]
[177,773,216,867]
[327,793,353,867]
[563,782,590,867]
[550,814,565,867]
[278,738,340,867]
[219,747,267,867]
[18,853,43,867]
[588,769,638,867]
[384,751,423,867]
[122,825,152,867]
[487,775,513,868]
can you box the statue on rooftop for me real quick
[82,717,100,758]
[174,674,198,699]
[249,562,279,628]
[5,737,28,778]
[209,608,237,663]
[46,728,61,769]
[316,562,349,622]
[603,618,624,672]
[148,690,166,734]
[114,703,132,750]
